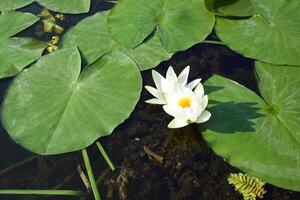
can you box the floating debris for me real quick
[143,145,164,164]
[47,36,60,52]
[116,168,135,200]
[228,173,267,200]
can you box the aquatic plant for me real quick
[0,0,299,199]
[46,35,59,52]
[145,66,211,128]
[38,9,64,34]
[228,173,266,200]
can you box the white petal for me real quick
[163,105,179,117]
[145,98,167,105]
[152,70,164,91]
[178,66,190,85]
[186,78,201,90]
[166,66,177,81]
[145,86,164,99]
[196,110,211,123]
[194,82,204,98]
[200,95,208,110]
[168,118,188,129]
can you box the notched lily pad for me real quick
[200,62,300,191]
[62,12,172,71]
[216,0,300,66]
[108,0,215,52]
[2,48,142,155]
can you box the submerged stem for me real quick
[81,149,101,200]
[202,40,226,45]
[0,156,38,177]
[96,141,116,171]
[0,189,84,196]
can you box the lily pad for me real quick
[1,48,142,155]
[216,0,300,66]
[0,11,39,41]
[108,0,215,52]
[204,0,254,17]
[37,0,90,14]
[0,37,46,79]
[62,12,172,70]
[200,62,300,191]
[0,0,34,11]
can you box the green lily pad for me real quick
[204,0,254,17]
[216,0,300,66]
[108,0,215,52]
[0,11,39,41]
[1,48,142,155]
[200,62,300,191]
[62,12,172,70]
[37,0,90,14]
[0,37,46,79]
[0,0,34,11]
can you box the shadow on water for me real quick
[0,0,299,200]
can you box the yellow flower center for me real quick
[178,97,191,108]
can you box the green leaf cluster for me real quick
[0,11,46,79]
[0,0,300,193]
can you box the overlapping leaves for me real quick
[0,0,90,14]
[215,0,300,66]
[62,12,172,71]
[0,11,46,79]
[108,0,215,52]
[200,62,300,191]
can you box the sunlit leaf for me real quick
[216,0,300,66]
[37,0,90,14]
[108,0,215,52]
[204,0,254,17]
[0,0,34,11]
[0,37,46,79]
[0,11,39,41]
[200,62,300,191]
[62,12,172,70]
[2,48,142,155]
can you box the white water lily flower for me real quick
[163,83,211,128]
[145,66,201,104]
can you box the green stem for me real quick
[0,189,84,196]
[202,40,225,45]
[81,149,101,200]
[96,141,115,171]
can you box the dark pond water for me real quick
[0,0,299,200]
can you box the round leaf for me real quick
[0,0,34,11]
[215,0,300,66]
[0,37,46,79]
[108,0,215,52]
[200,62,300,191]
[0,11,39,41]
[2,48,142,155]
[62,12,172,70]
[37,0,90,14]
